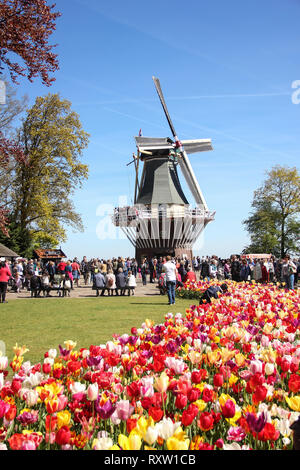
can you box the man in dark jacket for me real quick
[199,283,228,304]
[116,268,127,296]
[93,270,106,296]
[231,256,241,282]
[201,259,209,280]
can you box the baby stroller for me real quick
[158,273,167,295]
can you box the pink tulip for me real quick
[87,383,98,401]
[115,400,134,421]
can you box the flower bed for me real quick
[0,281,300,450]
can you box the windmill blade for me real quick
[178,151,208,209]
[152,76,211,208]
[152,76,177,138]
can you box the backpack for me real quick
[108,277,114,287]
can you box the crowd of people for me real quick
[0,252,299,304]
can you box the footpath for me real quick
[6,277,161,300]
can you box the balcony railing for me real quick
[112,205,215,227]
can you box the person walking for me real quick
[140,258,148,286]
[71,259,81,288]
[240,259,251,282]
[0,259,11,303]
[162,256,177,305]
[231,256,241,282]
[201,258,210,280]
[281,255,297,290]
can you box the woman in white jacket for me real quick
[126,270,136,295]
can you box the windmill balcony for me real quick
[112,205,215,228]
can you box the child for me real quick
[126,270,136,296]
[52,273,62,296]
[63,273,72,297]
[14,272,22,293]
[41,271,51,297]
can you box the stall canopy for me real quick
[0,243,19,260]
[241,254,272,259]
[33,249,66,262]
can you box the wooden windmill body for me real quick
[112,77,215,263]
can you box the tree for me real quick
[0,131,26,235]
[243,165,300,258]
[0,0,61,86]
[0,78,28,136]
[3,93,89,255]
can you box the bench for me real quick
[31,286,69,297]
[92,286,135,296]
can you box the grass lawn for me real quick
[0,296,194,366]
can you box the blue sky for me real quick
[8,0,300,259]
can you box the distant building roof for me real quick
[0,243,19,258]
[33,249,66,260]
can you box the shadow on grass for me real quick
[130,302,170,305]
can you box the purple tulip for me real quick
[58,345,70,358]
[246,412,267,434]
[95,399,115,420]
[86,356,102,367]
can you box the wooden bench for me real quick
[92,286,135,296]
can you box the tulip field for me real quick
[0,280,299,450]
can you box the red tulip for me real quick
[148,407,164,422]
[198,412,214,431]
[55,426,71,446]
[213,374,224,388]
[288,374,300,394]
[181,404,199,427]
[175,393,188,410]
[221,399,236,418]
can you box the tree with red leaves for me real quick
[0,0,61,86]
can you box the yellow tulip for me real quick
[235,353,246,367]
[167,437,190,450]
[220,348,236,363]
[219,393,236,407]
[228,374,239,386]
[64,340,77,351]
[285,396,300,412]
[154,372,169,393]
[13,343,29,357]
[194,400,207,412]
[56,410,71,429]
[207,350,221,365]
[188,350,202,365]
[166,427,189,451]
[118,430,142,450]
[136,416,154,439]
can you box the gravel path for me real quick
[6,277,162,300]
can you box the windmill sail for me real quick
[152,76,212,208]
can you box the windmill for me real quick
[112,77,215,263]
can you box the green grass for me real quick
[0,296,194,366]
